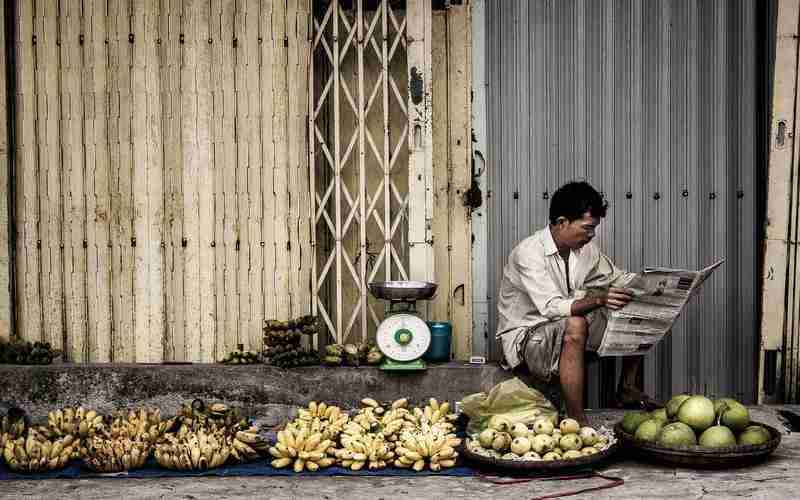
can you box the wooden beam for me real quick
[0,0,9,343]
[760,0,800,403]
[406,0,434,290]
[446,3,472,360]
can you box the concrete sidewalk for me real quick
[2,406,798,500]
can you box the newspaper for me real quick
[596,259,725,357]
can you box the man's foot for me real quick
[564,412,590,427]
[614,387,663,411]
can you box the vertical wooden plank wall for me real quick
[7,0,312,362]
[0,1,8,343]
[429,5,472,360]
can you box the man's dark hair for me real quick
[548,181,608,224]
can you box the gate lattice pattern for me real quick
[310,0,411,345]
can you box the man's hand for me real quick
[603,287,633,310]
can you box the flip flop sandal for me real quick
[615,393,664,411]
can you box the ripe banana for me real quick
[3,430,78,472]
[269,425,335,472]
[40,406,104,440]
[154,429,231,471]
[83,435,151,473]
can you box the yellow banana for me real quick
[361,398,380,408]
[271,457,292,468]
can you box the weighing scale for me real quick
[368,281,437,371]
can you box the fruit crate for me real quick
[613,421,782,469]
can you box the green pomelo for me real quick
[666,394,692,419]
[719,404,750,432]
[657,422,697,447]
[650,408,669,423]
[712,397,742,415]
[738,426,771,446]
[677,396,716,432]
[634,419,664,442]
[698,425,737,448]
[622,411,651,435]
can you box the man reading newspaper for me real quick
[495,181,653,425]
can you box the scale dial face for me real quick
[376,313,431,362]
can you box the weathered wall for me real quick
[486,0,762,404]
[429,5,472,360]
[8,0,312,362]
[0,2,10,343]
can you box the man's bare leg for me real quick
[619,356,642,393]
[559,317,589,424]
[616,356,662,409]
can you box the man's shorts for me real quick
[519,309,608,383]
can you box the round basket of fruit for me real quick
[461,414,619,471]
[615,394,781,469]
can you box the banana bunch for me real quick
[394,429,461,472]
[406,398,458,434]
[230,426,267,462]
[39,407,104,440]
[83,436,150,472]
[335,431,396,470]
[1,409,28,450]
[3,429,79,472]
[338,398,416,444]
[175,400,249,435]
[106,408,175,444]
[154,429,231,470]
[292,401,350,441]
[269,423,336,472]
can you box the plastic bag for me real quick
[460,377,558,434]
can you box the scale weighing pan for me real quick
[368,281,437,371]
[368,281,437,301]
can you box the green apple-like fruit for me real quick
[677,396,716,432]
[666,394,692,419]
[698,425,737,448]
[634,419,664,442]
[657,422,697,447]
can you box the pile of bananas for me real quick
[293,401,350,441]
[38,407,104,441]
[270,349,320,369]
[172,400,267,463]
[340,398,414,443]
[394,427,461,472]
[174,400,250,435]
[231,426,269,460]
[1,408,28,450]
[411,398,458,434]
[83,435,151,472]
[104,407,175,444]
[269,424,336,472]
[3,429,79,472]
[0,339,60,365]
[323,343,383,366]
[263,315,321,368]
[335,431,396,470]
[154,429,232,470]
[220,345,261,365]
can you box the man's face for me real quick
[553,212,600,250]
